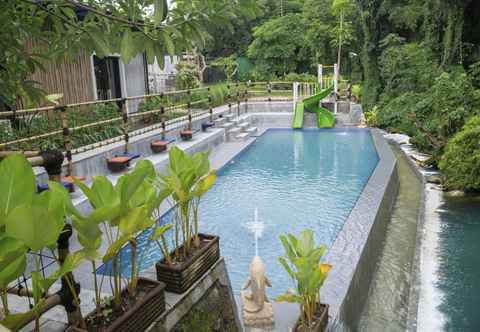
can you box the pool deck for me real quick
[10,103,399,332]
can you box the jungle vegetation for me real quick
[204,0,480,191]
[2,0,480,191]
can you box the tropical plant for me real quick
[74,160,170,317]
[176,62,201,90]
[212,55,239,81]
[439,116,480,191]
[154,147,217,261]
[276,229,332,330]
[0,154,85,331]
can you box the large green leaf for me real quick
[0,154,35,227]
[103,234,133,263]
[153,0,168,24]
[72,216,102,257]
[120,29,134,63]
[149,224,173,241]
[5,203,62,251]
[48,181,82,219]
[193,171,217,198]
[0,236,27,289]
[118,206,154,236]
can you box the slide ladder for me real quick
[292,86,335,129]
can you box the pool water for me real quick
[432,195,480,331]
[99,129,379,297]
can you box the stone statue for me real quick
[241,256,275,328]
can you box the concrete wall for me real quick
[322,129,399,331]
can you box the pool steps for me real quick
[216,115,258,141]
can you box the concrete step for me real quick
[225,114,236,121]
[227,127,241,136]
[222,122,234,129]
[238,122,250,130]
[235,133,250,141]
[214,118,226,126]
[245,127,257,135]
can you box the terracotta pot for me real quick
[83,278,166,332]
[155,233,220,294]
[106,156,130,173]
[180,130,193,141]
[294,304,329,332]
[150,140,169,153]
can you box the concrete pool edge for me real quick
[322,128,399,331]
[385,140,427,332]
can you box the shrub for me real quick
[283,72,317,82]
[175,62,200,90]
[439,116,480,191]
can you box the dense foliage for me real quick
[439,116,480,191]
[356,0,480,190]
[0,0,257,109]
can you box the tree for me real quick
[0,0,258,109]
[331,0,357,76]
[247,14,308,78]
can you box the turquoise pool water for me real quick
[99,129,379,296]
[434,196,480,331]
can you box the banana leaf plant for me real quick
[74,160,170,313]
[276,229,332,330]
[0,155,86,331]
[153,146,216,261]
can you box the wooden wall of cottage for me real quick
[26,39,95,105]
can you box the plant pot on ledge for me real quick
[150,140,169,153]
[156,233,220,294]
[180,130,193,141]
[83,278,166,332]
[293,304,329,332]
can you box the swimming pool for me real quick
[100,128,379,296]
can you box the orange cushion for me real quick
[181,130,193,135]
[109,156,130,163]
[151,140,169,146]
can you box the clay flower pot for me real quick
[106,156,131,173]
[180,130,193,141]
[150,140,169,153]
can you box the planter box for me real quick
[180,130,193,141]
[294,304,329,332]
[106,156,130,173]
[150,140,169,153]
[84,278,166,332]
[156,233,220,294]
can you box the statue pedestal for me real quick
[241,291,275,329]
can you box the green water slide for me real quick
[292,86,335,129]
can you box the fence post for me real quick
[293,82,298,111]
[120,98,129,153]
[187,89,192,130]
[160,93,166,140]
[318,64,323,89]
[227,84,232,114]
[267,81,272,102]
[244,82,249,114]
[208,87,213,122]
[59,106,73,177]
[236,82,240,118]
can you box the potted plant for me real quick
[153,146,219,293]
[0,155,86,332]
[74,160,169,331]
[276,230,332,332]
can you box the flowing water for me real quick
[358,145,422,331]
